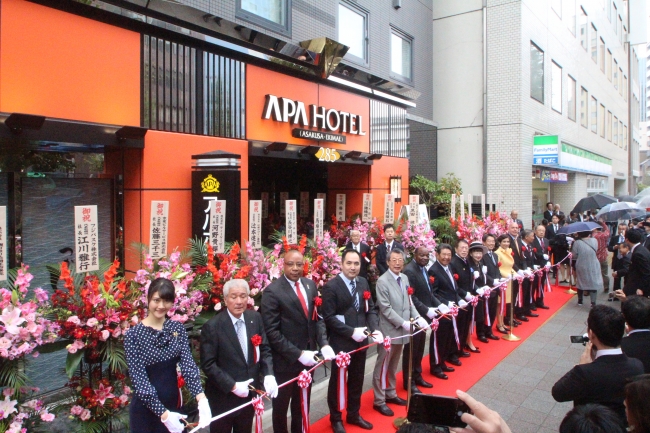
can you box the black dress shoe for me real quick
[415,378,433,388]
[465,345,481,353]
[440,364,455,372]
[346,415,373,430]
[331,421,346,433]
[530,305,537,311]
[386,396,407,406]
[447,358,462,366]
[487,333,500,340]
[516,315,529,322]
[537,304,550,309]
[432,371,448,380]
[459,351,471,357]
[477,335,489,343]
[496,327,509,334]
[373,404,394,417]
[410,385,422,394]
[513,319,522,325]
[525,312,539,318]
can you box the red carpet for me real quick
[311,286,575,432]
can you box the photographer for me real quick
[621,296,650,373]
[551,305,644,424]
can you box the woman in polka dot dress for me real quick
[125,278,212,432]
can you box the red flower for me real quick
[548,246,552,252]
[363,291,371,300]
[177,375,185,388]
[362,252,367,257]
[81,387,94,398]
[510,251,515,257]
[533,248,537,252]
[453,274,459,281]
[196,265,207,275]
[407,287,414,296]
[429,276,435,284]
[498,262,502,267]
[251,334,262,347]
[521,246,527,251]
[313,296,323,307]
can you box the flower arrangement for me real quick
[451,212,513,242]
[345,218,385,249]
[399,222,437,258]
[307,232,341,288]
[0,388,56,433]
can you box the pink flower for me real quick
[100,330,110,341]
[66,316,80,325]
[86,318,99,327]
[40,413,55,422]
[123,386,131,395]
[70,405,84,416]
[119,394,128,403]
[94,383,115,406]
[0,338,11,350]
[0,395,17,419]
[0,308,25,335]
[79,409,91,421]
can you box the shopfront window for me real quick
[338,2,368,65]
[236,0,291,36]
[587,175,608,194]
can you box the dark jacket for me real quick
[623,245,650,297]
[428,261,466,304]
[621,331,650,373]
[531,236,550,267]
[376,241,404,275]
[345,241,371,278]
[481,250,501,289]
[608,233,626,270]
[450,255,474,295]
[403,260,442,320]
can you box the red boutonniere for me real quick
[453,274,459,281]
[177,373,185,389]
[510,251,515,257]
[251,334,262,363]
[533,248,537,252]
[498,261,502,267]
[312,296,322,320]
[521,246,527,252]
[361,252,366,257]
[547,246,552,252]
[363,291,371,312]
[429,276,435,284]
[407,287,414,296]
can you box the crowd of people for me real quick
[122,208,650,433]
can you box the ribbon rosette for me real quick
[251,334,262,364]
[533,248,537,253]
[453,273,459,281]
[407,286,414,306]
[497,261,502,267]
[430,317,440,364]
[297,370,313,433]
[429,276,435,284]
[363,291,371,312]
[521,246,527,252]
[253,396,265,433]
[380,336,392,390]
[335,352,351,411]
[312,296,323,320]
[511,251,515,257]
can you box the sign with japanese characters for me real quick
[336,194,346,221]
[384,194,395,224]
[451,194,457,219]
[286,200,297,244]
[280,192,289,216]
[300,191,310,218]
[314,199,324,241]
[408,195,419,224]
[74,205,99,273]
[249,200,262,249]
[460,194,465,220]
[317,193,326,209]
[149,201,169,259]
[0,207,6,281]
[261,192,269,218]
[362,193,373,222]
[209,200,226,253]
[481,194,486,218]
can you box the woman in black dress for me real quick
[125,278,212,432]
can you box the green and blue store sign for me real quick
[532,135,612,176]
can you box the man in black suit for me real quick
[201,279,277,433]
[553,204,565,222]
[609,224,627,293]
[552,305,644,424]
[402,246,439,393]
[621,296,650,373]
[481,234,502,340]
[531,225,550,310]
[507,222,527,324]
[510,210,524,232]
[375,224,404,275]
[345,230,371,279]
[322,249,381,433]
[545,215,561,240]
[543,202,554,222]
[450,239,478,356]
[261,249,336,433]
[621,229,650,298]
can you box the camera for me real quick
[570,333,589,345]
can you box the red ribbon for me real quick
[335,352,351,411]
[312,297,322,320]
[430,318,439,364]
[251,334,262,364]
[380,337,392,389]
[297,370,312,433]
[253,397,265,433]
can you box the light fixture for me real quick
[364,153,383,162]
[116,126,148,142]
[298,145,320,156]
[4,113,45,134]
[390,175,402,203]
[263,142,288,154]
[340,150,362,160]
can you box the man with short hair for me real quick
[480,234,501,340]
[553,204,565,221]
[531,225,550,310]
[346,230,371,279]
[450,239,477,356]
[322,249,381,433]
[371,248,427,417]
[609,224,627,293]
[510,210,523,231]
[519,230,538,319]
[507,222,526,325]
[552,305,644,424]
[376,224,404,276]
[622,229,650,298]
[543,202,554,222]
[620,296,650,373]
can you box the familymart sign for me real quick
[532,135,611,176]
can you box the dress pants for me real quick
[612,276,622,292]
[328,349,367,423]
[533,271,546,306]
[431,319,455,371]
[515,280,532,315]
[457,308,471,350]
[402,331,426,388]
[486,294,499,333]
[372,342,403,405]
[211,405,254,433]
[273,370,312,433]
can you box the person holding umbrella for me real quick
[571,230,603,307]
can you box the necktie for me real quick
[445,267,456,290]
[396,276,402,292]
[489,252,495,265]
[555,224,558,232]
[235,319,248,360]
[350,279,359,311]
[387,243,391,253]
[422,267,430,290]
[295,281,309,318]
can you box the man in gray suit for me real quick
[371,248,428,417]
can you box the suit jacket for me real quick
[508,234,525,270]
[200,310,273,412]
[551,353,644,423]
[543,210,553,222]
[261,276,328,373]
[621,331,650,373]
[545,223,561,240]
[615,255,631,278]
[450,255,474,295]
[519,242,535,269]
[375,271,419,339]
[608,233,626,270]
[403,260,442,320]
[345,241,371,278]
[623,245,650,297]
[376,241,404,275]
[321,275,378,353]
[428,261,465,304]
[531,236,549,266]
[481,250,501,288]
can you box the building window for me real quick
[590,24,598,63]
[580,87,588,128]
[618,67,624,96]
[623,75,627,101]
[370,100,408,158]
[613,59,618,90]
[236,0,291,36]
[390,28,413,83]
[567,75,576,121]
[598,103,605,137]
[587,175,608,193]
[599,38,606,72]
[551,61,562,113]
[552,0,562,17]
[579,7,588,51]
[565,0,576,35]
[607,110,612,141]
[530,42,544,104]
[338,2,368,66]
[618,15,623,41]
[606,49,612,81]
[619,120,624,148]
[613,115,618,145]
[624,125,628,150]
[607,0,612,21]
[590,96,597,133]
[612,3,617,34]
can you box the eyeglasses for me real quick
[284,262,304,268]
[389,259,404,264]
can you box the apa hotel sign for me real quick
[262,94,366,144]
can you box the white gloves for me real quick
[516,270,525,277]
[543,254,549,260]
[427,307,438,319]
[370,330,384,343]
[533,265,540,270]
[437,304,451,314]
[482,266,488,274]
[473,270,480,279]
[321,345,336,361]
[162,411,187,433]
[523,269,532,276]
[415,317,429,329]
[232,379,253,398]
[448,301,455,308]
[465,293,473,302]
[197,397,212,428]
[545,261,551,268]
[351,327,367,343]
[401,321,412,331]
[476,287,485,296]
[458,300,468,308]
[298,350,318,367]
[263,375,279,398]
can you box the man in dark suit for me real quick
[622,229,650,298]
[543,202,554,222]
[510,210,524,232]
[545,215,561,240]
[519,230,539,319]
[507,221,526,324]
[621,296,650,373]
[552,305,644,424]
[261,249,336,433]
[402,246,439,393]
[345,229,371,279]
[609,224,627,293]
[481,234,502,340]
[531,225,550,310]
[322,249,381,433]
[201,279,277,433]
[450,239,477,356]
[553,204,565,222]
[375,224,404,275]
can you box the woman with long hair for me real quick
[625,374,650,432]
[494,234,516,333]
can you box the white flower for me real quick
[0,308,25,335]
[0,395,17,419]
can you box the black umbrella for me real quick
[556,221,602,235]
[571,193,617,213]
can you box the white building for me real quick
[433,0,644,226]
